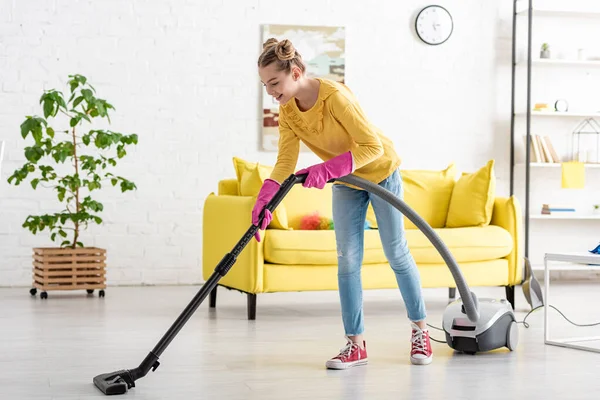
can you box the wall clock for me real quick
[415,5,453,45]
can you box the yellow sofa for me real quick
[202,159,523,320]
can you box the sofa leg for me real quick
[448,288,456,300]
[247,293,256,320]
[209,286,217,308]
[505,285,515,310]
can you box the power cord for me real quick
[425,305,600,344]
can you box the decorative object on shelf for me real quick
[6,74,139,299]
[571,118,600,163]
[541,204,576,215]
[533,102,551,111]
[524,134,560,163]
[561,161,585,189]
[554,99,569,112]
[540,43,551,59]
[593,204,600,215]
[415,5,453,45]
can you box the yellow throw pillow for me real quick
[366,164,456,229]
[446,159,496,228]
[232,157,289,230]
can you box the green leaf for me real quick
[59,229,67,238]
[31,178,40,189]
[61,240,71,247]
[82,134,91,146]
[57,187,66,202]
[43,99,54,119]
[51,233,57,241]
[77,241,84,248]
[111,178,118,186]
[25,146,44,163]
[73,96,84,109]
[117,145,126,158]
[81,89,93,102]
[70,117,80,127]
[46,127,55,138]
[94,216,102,224]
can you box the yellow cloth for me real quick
[270,78,401,187]
[232,157,289,230]
[446,160,496,228]
[561,161,585,189]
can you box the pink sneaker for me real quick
[410,323,433,365]
[325,336,368,370]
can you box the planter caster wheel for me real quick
[86,289,94,294]
[40,292,48,300]
[30,288,37,296]
[99,290,105,298]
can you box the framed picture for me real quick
[261,24,346,151]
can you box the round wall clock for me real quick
[415,5,454,45]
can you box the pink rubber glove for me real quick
[251,178,280,242]
[296,151,354,189]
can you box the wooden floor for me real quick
[2,282,600,399]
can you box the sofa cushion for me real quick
[446,159,496,228]
[231,157,289,230]
[263,225,513,265]
[366,164,456,230]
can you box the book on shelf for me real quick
[541,204,576,214]
[523,134,561,163]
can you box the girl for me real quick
[253,38,432,368]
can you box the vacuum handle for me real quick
[259,173,335,221]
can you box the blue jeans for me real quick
[332,168,427,336]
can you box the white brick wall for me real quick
[0,0,514,287]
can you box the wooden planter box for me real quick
[31,247,107,299]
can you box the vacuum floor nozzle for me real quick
[93,370,135,395]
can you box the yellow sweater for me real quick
[269,78,401,187]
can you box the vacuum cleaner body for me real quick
[443,297,518,354]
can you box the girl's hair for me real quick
[257,38,306,74]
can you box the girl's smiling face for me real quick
[259,63,301,105]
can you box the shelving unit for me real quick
[510,0,600,261]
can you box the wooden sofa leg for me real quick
[209,286,217,308]
[247,293,257,320]
[505,285,515,310]
[448,288,456,299]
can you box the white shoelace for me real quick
[411,330,428,353]
[337,341,358,359]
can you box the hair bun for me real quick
[263,38,279,50]
[275,39,296,61]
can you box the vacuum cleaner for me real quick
[93,172,518,395]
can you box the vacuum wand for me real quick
[93,173,306,395]
[93,172,478,395]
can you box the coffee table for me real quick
[544,251,600,353]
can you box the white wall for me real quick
[0,0,515,286]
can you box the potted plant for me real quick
[540,43,551,59]
[7,74,138,299]
[594,204,600,215]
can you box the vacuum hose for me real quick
[332,174,481,323]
